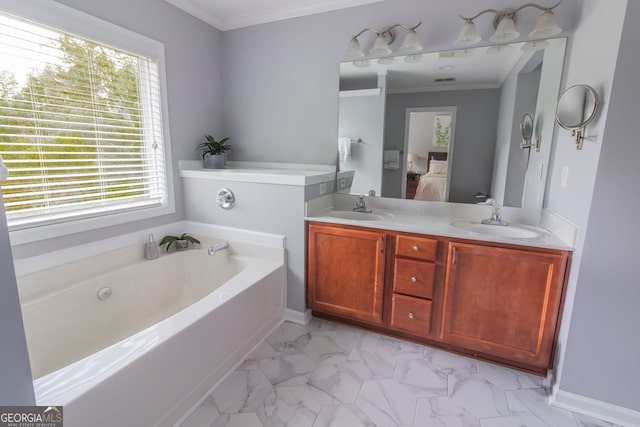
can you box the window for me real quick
[0,2,172,239]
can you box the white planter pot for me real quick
[175,240,189,251]
[203,153,226,169]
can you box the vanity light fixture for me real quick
[352,59,371,68]
[377,56,396,65]
[454,1,562,46]
[521,39,550,51]
[404,54,423,63]
[486,44,513,54]
[346,22,423,59]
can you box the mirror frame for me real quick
[556,84,600,150]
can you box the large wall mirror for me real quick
[337,38,567,209]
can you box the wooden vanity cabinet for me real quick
[441,242,570,371]
[306,221,571,374]
[307,223,386,325]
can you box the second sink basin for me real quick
[329,211,386,221]
[451,220,544,239]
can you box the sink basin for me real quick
[328,211,385,221]
[451,220,544,239]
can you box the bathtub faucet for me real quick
[208,241,229,255]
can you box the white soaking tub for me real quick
[15,222,286,427]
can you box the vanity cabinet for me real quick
[389,235,439,337]
[441,242,569,371]
[307,223,386,325]
[306,221,571,374]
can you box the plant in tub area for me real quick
[198,134,232,169]
[159,233,201,251]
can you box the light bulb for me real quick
[529,9,562,38]
[490,16,520,42]
[455,20,481,45]
[400,29,422,53]
[369,33,392,56]
[346,37,364,58]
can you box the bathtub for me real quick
[15,222,286,427]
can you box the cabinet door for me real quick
[307,223,386,324]
[441,242,568,370]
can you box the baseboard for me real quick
[285,308,312,325]
[549,384,640,427]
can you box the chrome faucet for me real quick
[481,199,508,226]
[353,195,372,213]
[208,241,229,255]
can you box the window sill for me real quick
[8,202,175,247]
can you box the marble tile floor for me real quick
[180,318,621,427]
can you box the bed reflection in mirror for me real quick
[337,38,566,209]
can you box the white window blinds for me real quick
[0,12,167,229]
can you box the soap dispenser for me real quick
[145,233,159,260]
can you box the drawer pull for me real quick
[411,276,417,283]
[413,245,419,251]
[408,312,414,319]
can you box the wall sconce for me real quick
[455,1,562,46]
[347,22,423,59]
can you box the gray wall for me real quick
[0,197,34,404]
[558,0,640,410]
[10,0,224,260]
[383,90,500,203]
[542,0,629,405]
[503,66,542,207]
[181,178,307,311]
[338,90,386,195]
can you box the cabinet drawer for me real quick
[395,235,438,261]
[390,294,432,336]
[393,258,435,299]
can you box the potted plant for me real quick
[198,135,232,169]
[159,233,201,252]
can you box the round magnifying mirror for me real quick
[556,85,600,149]
[520,113,534,141]
[556,85,599,129]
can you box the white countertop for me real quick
[305,200,574,251]
[179,160,336,186]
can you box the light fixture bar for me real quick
[455,1,562,46]
[510,1,562,15]
[346,22,422,59]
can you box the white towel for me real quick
[338,137,352,162]
[383,150,400,170]
[0,154,8,180]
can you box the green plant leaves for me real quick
[159,233,200,251]
[198,134,232,156]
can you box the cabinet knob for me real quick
[408,312,414,319]
[412,245,419,251]
[411,276,417,283]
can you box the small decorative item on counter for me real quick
[159,233,201,252]
[144,233,159,260]
[197,135,232,169]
